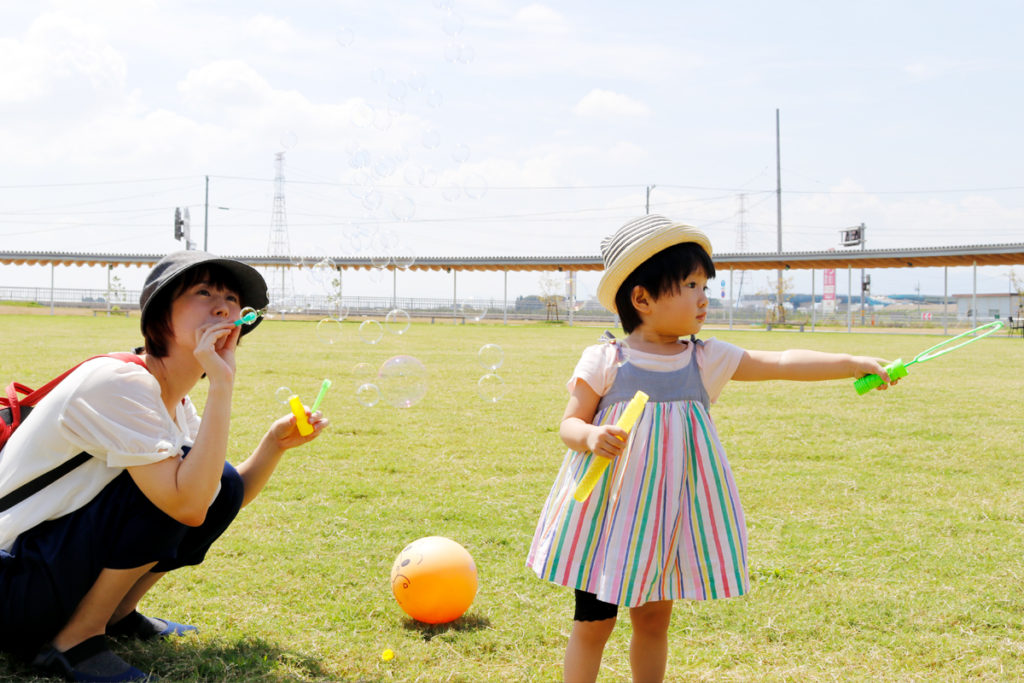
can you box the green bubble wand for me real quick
[854,320,1005,395]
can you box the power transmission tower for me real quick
[268,152,290,257]
[267,152,292,302]
[735,194,747,306]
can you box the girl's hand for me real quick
[851,356,896,390]
[587,424,629,459]
[270,410,329,450]
[193,321,239,384]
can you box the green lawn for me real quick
[2,315,1023,681]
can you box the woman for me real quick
[0,251,327,681]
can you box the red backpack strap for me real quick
[2,353,147,431]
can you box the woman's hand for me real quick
[193,321,239,384]
[270,409,329,450]
[850,356,897,390]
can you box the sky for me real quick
[1,0,1023,306]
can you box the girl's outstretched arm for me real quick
[560,379,629,458]
[732,349,894,387]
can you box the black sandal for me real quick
[32,634,152,682]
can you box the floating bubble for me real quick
[478,343,503,371]
[457,44,476,64]
[327,300,349,321]
[403,163,425,187]
[362,189,384,211]
[352,362,376,387]
[451,143,470,164]
[280,129,298,149]
[349,147,371,169]
[275,387,293,405]
[385,309,411,335]
[463,172,488,200]
[372,107,393,131]
[459,302,486,322]
[370,254,391,269]
[425,89,443,108]
[335,25,355,47]
[356,383,381,407]
[316,318,343,345]
[391,194,415,221]
[373,156,397,179]
[351,101,375,128]
[368,267,388,285]
[370,68,386,84]
[422,128,441,150]
[387,80,408,102]
[442,184,462,202]
[378,355,428,408]
[477,374,507,403]
[392,249,416,270]
[442,11,465,36]
[359,319,384,344]
[420,167,439,187]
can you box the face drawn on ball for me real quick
[390,542,424,599]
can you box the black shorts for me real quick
[574,589,618,622]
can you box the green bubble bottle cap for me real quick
[854,359,908,395]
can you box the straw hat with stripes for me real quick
[596,214,713,313]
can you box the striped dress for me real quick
[526,339,748,607]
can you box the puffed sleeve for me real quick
[566,343,618,396]
[58,360,185,468]
[697,338,745,403]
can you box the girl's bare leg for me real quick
[564,617,616,683]
[628,600,673,683]
[51,563,157,651]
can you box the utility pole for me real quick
[645,185,656,214]
[203,175,209,251]
[775,109,784,322]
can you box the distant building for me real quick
[953,292,1022,321]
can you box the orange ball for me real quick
[390,536,478,624]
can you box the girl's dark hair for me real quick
[143,264,243,358]
[614,242,716,334]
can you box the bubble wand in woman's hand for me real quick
[854,320,1005,395]
[573,390,649,502]
[311,379,331,413]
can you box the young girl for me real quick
[526,215,895,682]
[0,251,327,681]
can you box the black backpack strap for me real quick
[0,451,92,513]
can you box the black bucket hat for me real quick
[140,251,269,336]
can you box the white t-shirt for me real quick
[568,337,746,404]
[0,357,200,552]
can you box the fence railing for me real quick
[0,286,987,329]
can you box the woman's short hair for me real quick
[614,242,716,334]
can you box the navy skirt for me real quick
[0,461,244,657]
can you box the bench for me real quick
[1009,317,1024,338]
[92,309,130,317]
[765,322,805,332]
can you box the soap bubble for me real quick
[422,128,441,149]
[459,301,486,322]
[391,195,416,221]
[351,101,375,127]
[352,362,376,387]
[373,156,397,179]
[403,163,425,186]
[442,11,465,36]
[378,355,428,408]
[385,309,411,335]
[478,343,503,371]
[327,300,349,321]
[359,319,384,344]
[280,129,298,149]
[463,172,488,200]
[316,318,343,345]
[477,374,507,403]
[425,88,443,108]
[275,387,293,405]
[451,143,470,164]
[335,25,355,47]
[356,383,381,407]
[348,147,371,169]
[362,189,384,211]
[387,80,408,102]
[442,183,462,202]
[392,249,416,270]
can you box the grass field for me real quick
[1,315,1023,681]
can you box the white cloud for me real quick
[178,60,274,110]
[513,4,568,34]
[573,89,650,119]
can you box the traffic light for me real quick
[174,208,184,241]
